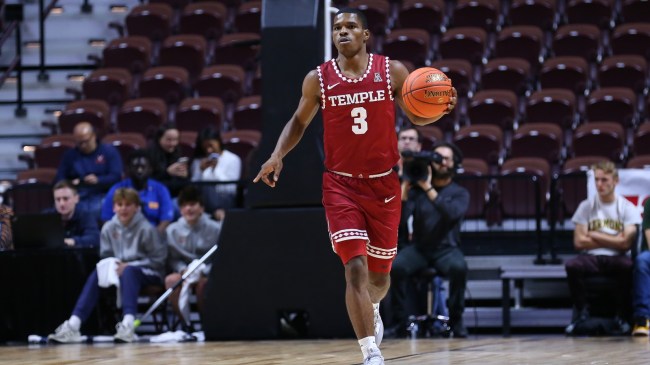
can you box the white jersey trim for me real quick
[385,56,394,101]
[316,66,326,110]
[331,53,374,83]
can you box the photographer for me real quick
[387,141,470,338]
[396,127,423,179]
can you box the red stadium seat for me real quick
[438,27,488,65]
[481,58,532,94]
[633,123,650,157]
[510,123,564,163]
[539,57,590,96]
[453,124,503,166]
[180,2,227,40]
[396,0,446,34]
[102,36,152,75]
[585,88,637,127]
[498,157,550,219]
[452,0,501,32]
[508,0,557,30]
[159,35,208,81]
[572,122,625,162]
[234,0,262,34]
[175,97,225,133]
[598,55,647,94]
[232,95,262,131]
[565,0,614,28]
[117,98,168,137]
[125,3,174,41]
[610,23,650,60]
[382,29,431,68]
[525,89,577,129]
[552,24,602,63]
[138,66,190,106]
[468,90,518,130]
[58,99,111,137]
[495,26,544,69]
[82,68,132,106]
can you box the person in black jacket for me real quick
[148,123,190,197]
[388,141,470,338]
[52,180,100,248]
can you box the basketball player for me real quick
[254,9,456,365]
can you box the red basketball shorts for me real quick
[322,170,401,274]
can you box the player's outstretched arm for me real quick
[390,60,457,126]
[253,70,321,187]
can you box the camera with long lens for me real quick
[401,150,443,182]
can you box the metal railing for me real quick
[0,19,26,116]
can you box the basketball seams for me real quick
[410,86,452,105]
[401,67,452,117]
[403,92,427,117]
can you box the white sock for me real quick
[358,336,378,359]
[68,315,81,331]
[122,314,135,326]
[373,303,380,313]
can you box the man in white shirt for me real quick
[565,161,641,333]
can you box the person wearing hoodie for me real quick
[48,188,167,343]
[165,185,221,329]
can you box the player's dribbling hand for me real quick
[253,156,283,188]
[443,87,458,114]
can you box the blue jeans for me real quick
[72,266,161,322]
[633,251,650,319]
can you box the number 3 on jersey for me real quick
[351,107,368,135]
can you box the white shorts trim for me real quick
[366,243,397,260]
[330,229,369,243]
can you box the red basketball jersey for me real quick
[317,54,399,177]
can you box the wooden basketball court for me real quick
[4,336,650,364]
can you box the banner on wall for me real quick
[587,169,650,217]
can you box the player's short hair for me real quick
[178,185,204,207]
[113,187,141,206]
[591,161,618,178]
[335,8,368,30]
[53,179,78,194]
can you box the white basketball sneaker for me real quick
[47,320,82,344]
[364,347,385,365]
[373,305,384,346]
[114,322,136,343]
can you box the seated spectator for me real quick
[190,127,241,221]
[55,122,123,221]
[565,161,641,334]
[165,185,221,329]
[632,198,650,336]
[0,204,13,251]
[101,150,174,234]
[51,180,100,248]
[148,124,190,197]
[48,188,167,343]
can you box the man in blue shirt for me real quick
[101,149,174,234]
[55,122,123,221]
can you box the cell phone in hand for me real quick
[177,157,189,164]
[208,153,220,160]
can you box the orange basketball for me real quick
[401,67,453,118]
